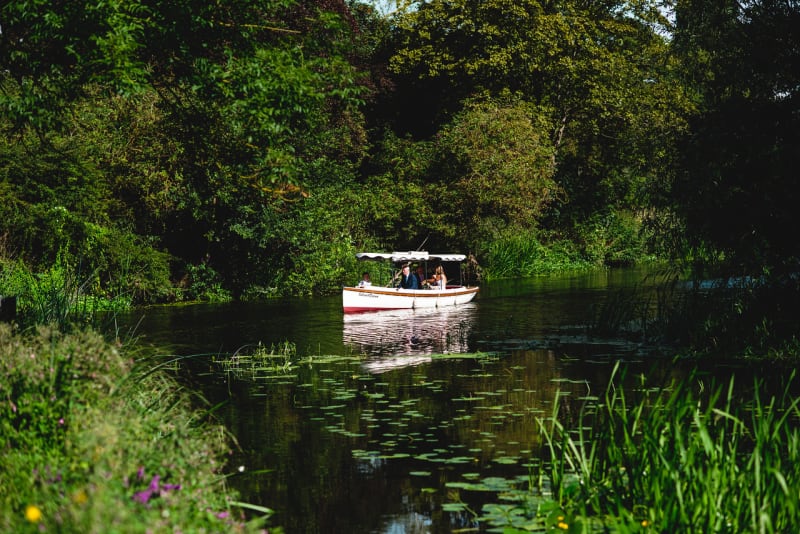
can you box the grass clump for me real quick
[0,324,274,532]
[215,341,298,379]
[481,362,800,532]
[0,254,132,332]
[484,231,594,279]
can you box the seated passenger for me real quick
[415,265,428,288]
[357,272,372,287]
[431,265,447,289]
[397,264,419,289]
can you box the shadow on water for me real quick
[116,268,690,533]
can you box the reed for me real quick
[532,363,800,532]
[484,232,592,279]
[1,256,131,331]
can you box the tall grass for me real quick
[585,266,800,357]
[587,267,684,342]
[0,325,275,532]
[19,263,96,327]
[484,232,593,279]
[0,255,131,331]
[524,363,800,532]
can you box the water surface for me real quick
[119,267,679,533]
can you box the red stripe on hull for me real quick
[343,306,406,313]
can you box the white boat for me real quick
[342,251,479,313]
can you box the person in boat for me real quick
[430,265,448,289]
[396,264,420,289]
[357,272,371,287]
[415,265,428,288]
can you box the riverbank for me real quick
[0,324,276,533]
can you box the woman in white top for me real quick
[431,266,447,289]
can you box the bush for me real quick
[483,229,593,279]
[576,210,649,267]
[0,325,274,532]
[180,262,232,302]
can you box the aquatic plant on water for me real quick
[214,341,299,379]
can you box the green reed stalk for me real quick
[484,232,592,279]
[535,363,800,532]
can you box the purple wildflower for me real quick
[132,475,160,504]
[132,488,154,504]
[131,472,181,504]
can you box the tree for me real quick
[670,0,800,278]
[0,0,371,298]
[386,0,690,229]
[434,98,560,242]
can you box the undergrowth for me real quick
[0,324,277,532]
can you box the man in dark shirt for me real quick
[397,264,419,289]
[415,265,427,288]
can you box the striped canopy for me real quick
[356,251,467,263]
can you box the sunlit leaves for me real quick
[387,0,690,231]
[0,0,153,130]
[0,0,367,188]
[436,99,561,233]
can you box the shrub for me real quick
[576,210,648,267]
[0,325,274,532]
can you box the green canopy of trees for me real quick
[1,0,798,321]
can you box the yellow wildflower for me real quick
[72,488,89,505]
[25,505,42,523]
[641,519,650,527]
[557,520,569,530]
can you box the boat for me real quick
[342,251,479,313]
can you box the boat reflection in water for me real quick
[342,303,478,373]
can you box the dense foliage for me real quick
[1,0,798,350]
[0,325,272,532]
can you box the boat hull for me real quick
[342,286,479,313]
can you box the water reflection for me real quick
[343,304,478,373]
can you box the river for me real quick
[118,267,684,533]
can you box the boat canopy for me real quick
[356,251,467,263]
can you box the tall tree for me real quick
[670,0,800,278]
[0,0,370,297]
[433,98,560,241]
[386,0,690,227]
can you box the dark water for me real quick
[120,267,667,357]
[118,267,684,533]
